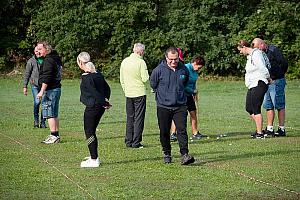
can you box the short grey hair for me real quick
[133,43,145,54]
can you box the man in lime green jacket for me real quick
[120,43,149,148]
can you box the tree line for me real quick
[0,0,299,79]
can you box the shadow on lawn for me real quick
[191,149,300,166]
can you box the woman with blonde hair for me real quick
[77,52,111,167]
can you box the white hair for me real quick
[77,52,96,73]
[133,43,145,54]
[77,52,91,63]
[85,62,96,73]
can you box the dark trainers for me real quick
[40,123,47,128]
[251,133,265,139]
[181,154,195,165]
[163,154,172,164]
[264,128,274,137]
[274,128,286,137]
[170,133,177,142]
[191,132,207,139]
[34,121,39,128]
[132,143,144,148]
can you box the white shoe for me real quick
[80,157,100,168]
[41,135,60,144]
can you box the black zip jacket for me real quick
[80,71,111,107]
[39,50,62,90]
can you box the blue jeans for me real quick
[42,88,61,118]
[263,78,286,110]
[31,85,45,124]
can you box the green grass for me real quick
[0,77,299,200]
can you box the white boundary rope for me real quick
[237,172,300,196]
[0,132,96,200]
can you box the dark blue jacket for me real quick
[150,60,189,108]
[266,45,288,80]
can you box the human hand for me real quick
[23,87,28,96]
[103,102,112,109]
[37,91,43,100]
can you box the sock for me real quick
[279,126,285,131]
[51,131,59,137]
[267,126,273,131]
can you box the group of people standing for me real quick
[23,37,288,168]
[120,44,207,165]
[237,38,288,139]
[23,41,62,144]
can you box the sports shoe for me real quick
[80,157,100,168]
[191,132,207,139]
[41,135,60,144]
[132,143,144,148]
[163,154,172,164]
[34,121,39,128]
[170,133,177,142]
[274,128,286,137]
[40,123,47,128]
[264,128,274,137]
[181,154,195,165]
[251,133,265,139]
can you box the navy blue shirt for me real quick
[266,45,288,80]
[150,60,189,108]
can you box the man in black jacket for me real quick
[150,46,195,165]
[37,41,62,144]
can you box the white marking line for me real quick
[237,172,300,196]
[0,133,96,200]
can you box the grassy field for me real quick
[0,77,299,200]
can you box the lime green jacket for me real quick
[120,53,149,97]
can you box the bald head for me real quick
[251,38,267,51]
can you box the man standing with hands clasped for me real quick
[150,46,195,165]
[120,43,149,148]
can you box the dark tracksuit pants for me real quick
[157,106,189,156]
[125,95,146,147]
[84,105,105,159]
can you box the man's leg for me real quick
[31,85,40,127]
[157,107,172,155]
[132,96,146,147]
[125,97,134,147]
[173,106,188,155]
[266,109,275,126]
[278,109,285,126]
[263,83,276,132]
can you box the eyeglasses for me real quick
[166,57,179,62]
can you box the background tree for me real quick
[0,0,299,79]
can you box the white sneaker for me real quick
[80,157,100,168]
[41,135,60,144]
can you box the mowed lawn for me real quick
[0,76,299,200]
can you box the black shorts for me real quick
[245,80,268,115]
[186,95,197,112]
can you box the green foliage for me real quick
[0,0,299,79]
